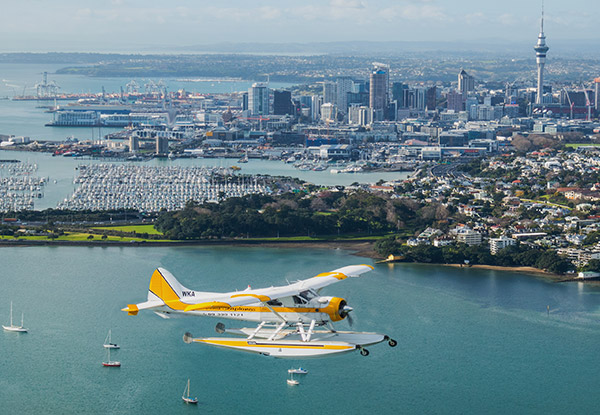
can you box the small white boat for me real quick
[3,302,27,333]
[103,329,120,349]
[102,348,121,367]
[182,379,198,404]
[287,372,299,385]
[287,367,308,374]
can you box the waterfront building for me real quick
[155,136,169,155]
[489,236,516,255]
[458,69,475,97]
[455,228,482,246]
[370,63,390,121]
[128,135,139,153]
[534,5,549,105]
[248,83,270,116]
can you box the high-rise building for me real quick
[241,92,248,111]
[273,90,293,115]
[335,77,353,115]
[348,105,373,126]
[425,86,437,111]
[447,91,463,112]
[311,95,323,121]
[323,81,337,104]
[370,63,389,121]
[392,82,408,104]
[155,136,169,155]
[128,135,139,153]
[248,83,269,116]
[595,78,600,113]
[321,103,337,122]
[458,69,475,96]
[534,4,549,105]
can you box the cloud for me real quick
[329,0,365,9]
[380,4,448,22]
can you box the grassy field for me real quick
[565,143,600,149]
[91,224,163,235]
[0,232,169,242]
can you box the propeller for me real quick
[338,300,354,327]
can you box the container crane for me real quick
[582,83,592,121]
[562,88,574,119]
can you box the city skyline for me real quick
[0,0,598,53]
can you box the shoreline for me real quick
[1,238,595,284]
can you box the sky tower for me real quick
[534,2,549,105]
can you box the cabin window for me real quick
[298,290,316,302]
[266,299,282,306]
[292,295,307,305]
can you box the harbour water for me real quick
[1,245,600,414]
[1,150,411,210]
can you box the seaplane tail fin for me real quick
[122,267,188,315]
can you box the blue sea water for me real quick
[1,246,600,414]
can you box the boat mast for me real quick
[9,301,13,327]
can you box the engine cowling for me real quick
[314,296,351,322]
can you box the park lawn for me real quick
[92,224,163,235]
[0,232,169,242]
[565,143,600,149]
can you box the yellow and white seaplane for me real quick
[122,264,397,358]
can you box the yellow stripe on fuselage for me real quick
[230,293,272,302]
[195,339,354,350]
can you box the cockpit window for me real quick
[298,290,316,301]
[292,295,307,305]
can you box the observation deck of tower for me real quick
[534,2,549,105]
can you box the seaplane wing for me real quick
[184,264,374,311]
[122,264,373,315]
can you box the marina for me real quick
[0,161,47,211]
[58,164,274,212]
[0,150,411,212]
[2,245,600,413]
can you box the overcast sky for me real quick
[0,0,597,52]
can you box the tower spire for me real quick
[534,1,549,105]
[541,0,545,33]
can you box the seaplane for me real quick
[122,264,397,358]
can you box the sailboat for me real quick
[102,347,121,367]
[288,367,308,374]
[286,372,299,386]
[182,379,198,404]
[103,329,120,349]
[3,302,27,332]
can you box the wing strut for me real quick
[268,322,287,341]
[247,321,267,340]
[262,302,287,324]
